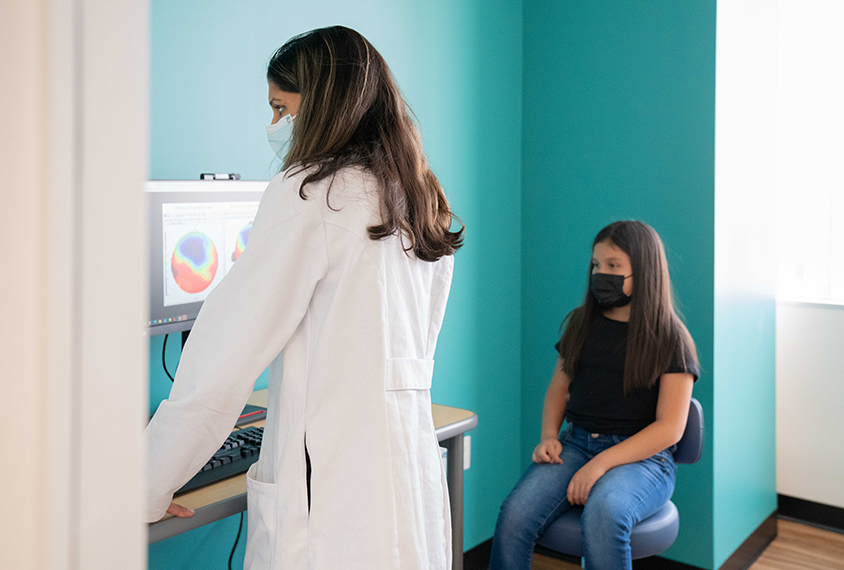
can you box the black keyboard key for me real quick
[175,425,263,494]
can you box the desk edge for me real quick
[149,413,478,543]
[149,492,247,544]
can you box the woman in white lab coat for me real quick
[145,26,463,570]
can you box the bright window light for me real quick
[776,0,844,303]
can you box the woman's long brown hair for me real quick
[266,26,464,262]
[558,221,699,392]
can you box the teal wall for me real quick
[148,1,523,568]
[712,296,777,567]
[521,2,717,568]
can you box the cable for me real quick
[162,333,175,382]
[229,512,244,570]
[165,331,245,566]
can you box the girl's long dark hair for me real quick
[266,26,464,262]
[558,221,699,392]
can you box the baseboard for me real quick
[463,538,491,570]
[717,512,777,570]
[534,544,582,564]
[463,539,582,570]
[464,511,777,570]
[463,540,706,570]
[778,494,844,533]
[631,557,704,569]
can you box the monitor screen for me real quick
[146,180,268,336]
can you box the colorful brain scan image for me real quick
[232,222,253,262]
[171,232,219,293]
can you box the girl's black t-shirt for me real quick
[554,313,699,436]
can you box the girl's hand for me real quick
[532,438,563,464]
[567,460,608,505]
[166,502,195,518]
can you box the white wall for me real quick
[775,0,844,514]
[776,301,844,509]
[0,1,149,568]
[0,1,50,565]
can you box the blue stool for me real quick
[536,398,704,561]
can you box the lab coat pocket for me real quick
[385,357,435,391]
[244,463,278,570]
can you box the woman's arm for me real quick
[144,171,329,522]
[567,372,694,504]
[532,358,571,463]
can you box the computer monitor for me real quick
[146,180,268,336]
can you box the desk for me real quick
[149,389,478,570]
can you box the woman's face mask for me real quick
[266,113,295,161]
[590,273,632,308]
[266,83,301,162]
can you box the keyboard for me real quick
[176,425,264,494]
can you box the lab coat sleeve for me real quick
[144,171,328,522]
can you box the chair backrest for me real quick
[673,397,704,464]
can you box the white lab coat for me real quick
[145,166,454,570]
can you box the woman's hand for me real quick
[567,459,608,505]
[532,438,563,464]
[166,502,195,518]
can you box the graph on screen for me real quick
[162,201,258,307]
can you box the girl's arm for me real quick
[567,372,694,504]
[533,358,571,463]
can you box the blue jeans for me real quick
[490,423,676,570]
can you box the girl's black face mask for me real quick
[590,273,632,308]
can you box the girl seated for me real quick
[491,220,699,570]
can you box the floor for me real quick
[750,519,844,570]
[524,519,844,570]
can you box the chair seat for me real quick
[536,500,679,560]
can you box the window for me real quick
[776,0,844,303]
